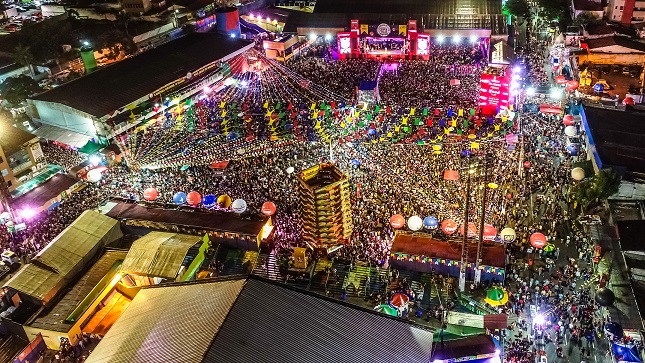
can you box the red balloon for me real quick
[565,80,579,92]
[523,161,531,168]
[623,97,635,105]
[563,115,575,126]
[459,222,477,237]
[483,224,497,241]
[441,219,458,235]
[186,191,202,206]
[261,201,276,216]
[143,188,158,201]
[390,214,405,229]
[530,232,547,249]
[555,75,567,85]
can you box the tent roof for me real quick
[4,211,122,303]
[85,279,246,363]
[120,232,200,279]
[202,278,434,362]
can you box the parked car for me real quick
[1,250,19,266]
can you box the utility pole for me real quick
[459,157,472,292]
[475,154,491,284]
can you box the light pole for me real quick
[474,154,492,284]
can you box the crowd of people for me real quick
[0,30,614,363]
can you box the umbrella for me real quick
[543,243,555,253]
[375,304,398,317]
[389,293,410,309]
[485,287,509,306]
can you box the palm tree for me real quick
[13,44,35,77]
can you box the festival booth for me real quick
[389,232,506,282]
[337,20,429,60]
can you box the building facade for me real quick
[297,163,353,250]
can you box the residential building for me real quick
[608,0,645,23]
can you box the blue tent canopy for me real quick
[612,342,642,363]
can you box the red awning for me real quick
[539,105,561,114]
[211,160,230,169]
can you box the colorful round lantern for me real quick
[483,224,497,241]
[143,187,159,201]
[217,194,232,208]
[408,216,422,231]
[441,219,458,234]
[571,167,585,181]
[565,80,579,92]
[231,199,247,213]
[186,191,202,206]
[261,201,276,216]
[523,161,531,168]
[564,126,578,137]
[563,115,575,126]
[555,75,567,85]
[423,216,439,229]
[203,194,217,208]
[173,192,187,204]
[459,222,477,237]
[593,83,605,93]
[530,232,547,249]
[623,97,635,105]
[500,227,516,242]
[390,214,405,229]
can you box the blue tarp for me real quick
[612,342,642,363]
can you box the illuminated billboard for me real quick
[478,73,510,114]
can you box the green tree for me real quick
[572,168,621,212]
[0,75,43,106]
[13,44,35,76]
[504,0,530,18]
[574,11,602,28]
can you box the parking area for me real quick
[579,63,644,97]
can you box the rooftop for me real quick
[0,116,38,157]
[583,106,645,181]
[11,173,79,210]
[29,250,128,332]
[313,0,503,15]
[120,232,201,279]
[585,35,645,52]
[105,201,268,236]
[30,33,253,118]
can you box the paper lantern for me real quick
[566,144,579,156]
[500,227,516,242]
[565,80,579,92]
[563,115,575,126]
[555,75,567,85]
[408,216,422,231]
[564,126,578,137]
[231,199,247,213]
[203,194,217,208]
[217,194,232,208]
[593,83,605,93]
[423,216,439,229]
[143,188,158,201]
[459,222,477,237]
[571,167,585,181]
[390,214,405,229]
[86,169,103,183]
[595,288,616,307]
[173,192,187,204]
[443,170,459,180]
[261,201,276,216]
[530,232,547,249]
[226,131,239,141]
[623,97,635,105]
[442,219,458,234]
[523,161,531,168]
[186,191,202,206]
[286,167,295,174]
[483,224,497,241]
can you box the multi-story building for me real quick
[297,163,353,251]
[0,118,46,215]
[608,0,645,23]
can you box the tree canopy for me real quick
[0,75,43,106]
[572,168,621,212]
[504,0,530,18]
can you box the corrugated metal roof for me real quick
[120,232,200,279]
[4,211,122,303]
[30,33,253,118]
[85,279,246,363]
[202,278,434,363]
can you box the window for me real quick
[6,181,11,187]
[616,6,619,9]
[620,6,624,9]
[1,169,7,177]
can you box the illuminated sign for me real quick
[339,37,351,54]
[376,23,391,37]
[417,38,428,55]
[478,73,510,112]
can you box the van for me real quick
[1,250,19,265]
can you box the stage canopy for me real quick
[4,211,122,304]
[120,232,201,279]
[85,279,246,363]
